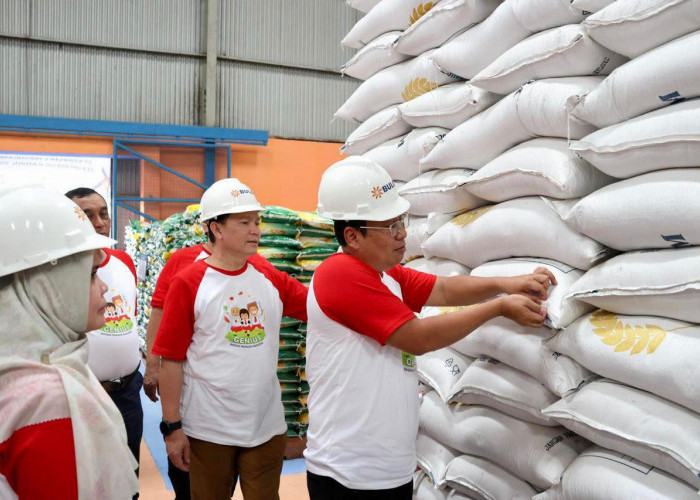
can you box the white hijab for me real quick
[0,250,139,499]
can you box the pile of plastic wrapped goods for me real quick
[295,211,339,286]
[338,0,700,497]
[125,204,208,346]
[279,316,310,438]
[258,206,304,277]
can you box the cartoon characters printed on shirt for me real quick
[223,292,266,347]
[100,293,134,335]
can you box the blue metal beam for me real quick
[115,142,209,190]
[0,114,268,145]
[119,197,202,203]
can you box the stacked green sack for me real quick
[125,204,208,349]
[258,206,303,277]
[278,316,308,438]
[294,211,338,286]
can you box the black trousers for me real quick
[307,471,412,500]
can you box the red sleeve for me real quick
[386,265,437,312]
[151,245,208,308]
[0,418,78,499]
[248,254,308,322]
[105,248,138,316]
[313,254,435,345]
[153,261,207,360]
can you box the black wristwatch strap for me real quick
[160,420,182,437]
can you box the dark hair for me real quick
[206,214,230,243]
[333,220,366,247]
[65,187,103,201]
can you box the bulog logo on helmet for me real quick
[317,156,410,221]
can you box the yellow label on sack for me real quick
[588,310,666,355]
[409,2,435,25]
[451,206,494,227]
[402,77,439,102]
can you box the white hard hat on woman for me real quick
[0,185,140,499]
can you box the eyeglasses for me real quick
[359,214,408,239]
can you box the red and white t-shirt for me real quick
[0,369,78,499]
[153,254,307,447]
[150,243,211,309]
[87,248,140,381]
[304,253,436,490]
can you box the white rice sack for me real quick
[342,106,412,155]
[471,25,626,95]
[471,257,593,329]
[542,379,700,489]
[347,0,381,13]
[559,168,700,251]
[445,489,470,499]
[399,169,487,216]
[417,347,474,402]
[419,391,591,489]
[405,257,470,276]
[420,77,600,170]
[394,0,501,56]
[570,98,700,179]
[423,197,611,270]
[449,356,560,426]
[342,0,442,49]
[416,431,461,489]
[464,138,613,202]
[405,215,430,261]
[534,446,700,500]
[570,0,614,13]
[430,0,586,80]
[445,455,539,500]
[549,310,700,414]
[565,247,700,324]
[414,472,449,499]
[448,315,595,396]
[583,0,700,59]
[572,31,700,128]
[364,127,449,182]
[336,50,459,123]
[398,82,502,129]
[342,31,411,81]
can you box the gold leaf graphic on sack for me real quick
[588,310,666,355]
[409,2,435,25]
[402,77,439,102]
[451,206,494,227]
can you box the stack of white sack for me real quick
[430,0,588,80]
[419,391,591,492]
[413,467,474,499]
[420,77,600,171]
[403,212,459,263]
[336,49,460,125]
[363,127,448,182]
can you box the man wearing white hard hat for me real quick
[153,178,308,500]
[66,187,143,494]
[304,157,556,499]
[0,186,139,499]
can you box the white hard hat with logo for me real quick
[199,178,262,222]
[0,185,116,278]
[317,156,410,221]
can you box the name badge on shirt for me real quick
[402,351,416,372]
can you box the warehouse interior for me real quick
[2,0,700,499]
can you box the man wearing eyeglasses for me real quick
[304,157,557,500]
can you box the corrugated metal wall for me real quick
[0,0,360,141]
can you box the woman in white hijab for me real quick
[0,185,139,499]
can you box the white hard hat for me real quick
[199,178,262,222]
[0,185,116,277]
[317,156,410,221]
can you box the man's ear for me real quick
[343,226,361,250]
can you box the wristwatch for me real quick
[159,420,182,437]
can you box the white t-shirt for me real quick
[87,249,140,381]
[304,253,436,490]
[153,255,308,447]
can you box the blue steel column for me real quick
[205,143,216,186]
